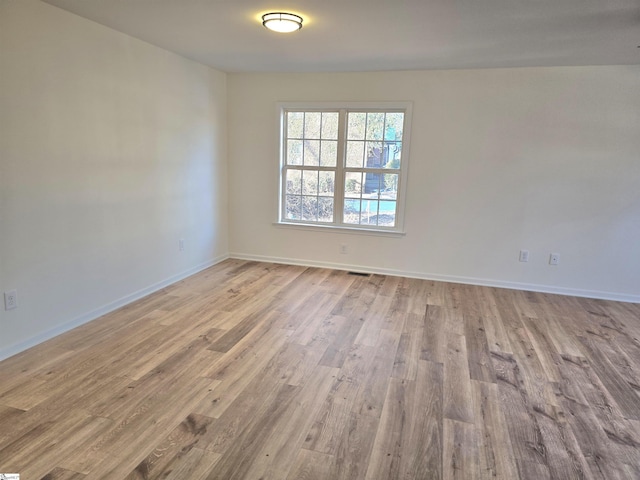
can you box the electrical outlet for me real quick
[179,238,185,251]
[340,244,348,254]
[519,250,529,262]
[4,289,18,310]
[549,253,560,266]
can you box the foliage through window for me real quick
[279,106,409,231]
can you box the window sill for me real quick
[273,222,406,237]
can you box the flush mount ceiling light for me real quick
[262,12,303,33]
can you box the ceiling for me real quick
[42,0,640,73]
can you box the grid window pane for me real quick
[287,140,303,165]
[318,171,334,196]
[302,196,318,221]
[383,142,402,169]
[318,197,334,222]
[383,174,399,198]
[287,112,304,138]
[304,112,321,139]
[302,170,319,195]
[303,140,320,166]
[378,201,397,227]
[343,199,361,224]
[286,195,302,220]
[346,142,365,168]
[321,112,339,140]
[366,112,385,140]
[320,140,337,167]
[360,200,379,225]
[286,169,302,194]
[345,172,363,198]
[347,112,366,140]
[385,112,404,140]
[365,142,384,168]
[363,173,381,198]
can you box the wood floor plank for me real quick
[207,302,279,353]
[391,312,424,381]
[388,276,431,316]
[534,405,594,480]
[490,351,550,476]
[464,314,497,383]
[365,360,443,480]
[354,293,394,347]
[353,329,401,418]
[577,335,640,420]
[1,260,639,480]
[0,410,95,474]
[443,418,479,480]
[276,267,337,311]
[123,413,216,480]
[286,449,333,480]
[420,304,447,363]
[207,365,338,480]
[561,398,631,480]
[41,467,87,479]
[17,416,113,480]
[503,319,560,418]
[470,380,519,480]
[70,377,218,479]
[197,324,292,418]
[327,412,379,480]
[0,367,130,448]
[319,312,367,368]
[0,347,75,390]
[283,291,343,342]
[243,366,340,480]
[421,305,464,363]
[482,312,514,355]
[156,447,221,480]
[521,316,564,383]
[544,315,586,358]
[200,366,301,455]
[303,343,377,455]
[443,332,475,424]
[0,405,25,444]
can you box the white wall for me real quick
[227,68,640,302]
[0,0,228,359]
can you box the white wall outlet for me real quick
[179,238,185,251]
[4,289,18,310]
[549,253,560,265]
[340,244,348,254]
[519,250,530,262]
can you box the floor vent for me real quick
[348,271,371,277]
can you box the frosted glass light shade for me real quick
[262,12,303,33]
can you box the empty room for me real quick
[1,0,639,478]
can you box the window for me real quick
[278,104,410,233]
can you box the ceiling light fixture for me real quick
[262,12,303,33]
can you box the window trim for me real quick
[276,102,412,234]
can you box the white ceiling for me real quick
[42,0,640,73]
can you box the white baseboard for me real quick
[0,255,229,362]
[229,252,640,304]
[3,251,635,363]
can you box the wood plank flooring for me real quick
[1,259,639,479]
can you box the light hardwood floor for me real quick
[1,260,639,479]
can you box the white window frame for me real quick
[276,102,412,235]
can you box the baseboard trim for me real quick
[229,252,640,304]
[0,255,229,362]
